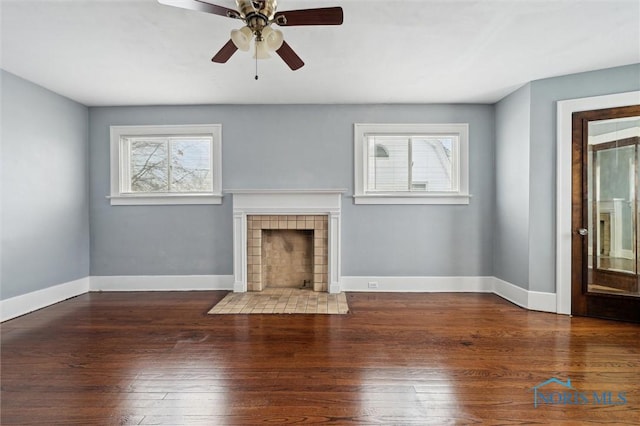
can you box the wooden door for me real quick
[572,105,640,322]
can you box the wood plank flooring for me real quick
[1,291,639,425]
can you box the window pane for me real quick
[130,139,168,192]
[170,138,213,192]
[411,137,454,191]
[367,136,409,191]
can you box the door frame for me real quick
[556,91,640,315]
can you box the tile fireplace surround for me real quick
[248,216,327,292]
[228,189,345,294]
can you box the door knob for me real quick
[578,228,589,236]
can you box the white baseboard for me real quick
[492,277,529,308]
[342,276,557,313]
[492,277,557,313]
[1,275,558,322]
[0,277,90,322]
[90,275,234,292]
[527,290,557,313]
[341,276,494,292]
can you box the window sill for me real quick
[108,194,223,206]
[353,193,471,205]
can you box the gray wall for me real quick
[4,63,637,299]
[89,104,496,279]
[494,84,531,289]
[492,63,640,293]
[1,70,89,300]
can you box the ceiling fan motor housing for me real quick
[237,0,277,20]
[247,15,268,35]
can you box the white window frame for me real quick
[354,123,470,205]
[109,124,222,205]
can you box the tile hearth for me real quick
[208,288,349,315]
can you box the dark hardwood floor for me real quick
[1,291,639,425]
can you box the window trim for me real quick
[354,123,470,205]
[109,124,222,205]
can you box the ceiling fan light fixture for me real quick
[263,27,284,51]
[254,40,271,59]
[230,26,252,51]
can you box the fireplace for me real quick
[228,189,344,293]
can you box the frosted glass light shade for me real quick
[231,26,252,51]
[262,26,284,51]
[254,40,271,59]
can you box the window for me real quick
[109,125,222,205]
[354,123,469,204]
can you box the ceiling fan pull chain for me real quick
[255,43,259,80]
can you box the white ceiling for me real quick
[1,0,639,106]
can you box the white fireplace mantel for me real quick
[226,189,346,294]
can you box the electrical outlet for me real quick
[368,281,379,289]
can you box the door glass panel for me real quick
[587,116,639,296]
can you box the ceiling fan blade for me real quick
[212,40,238,63]
[275,41,304,70]
[158,0,241,19]
[274,7,343,26]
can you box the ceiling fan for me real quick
[158,0,343,71]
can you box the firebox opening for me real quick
[262,229,313,289]
[246,214,328,292]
